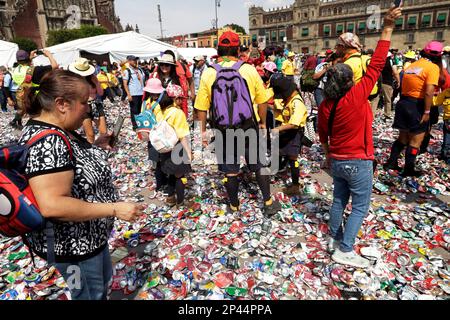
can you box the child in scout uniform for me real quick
[151,84,192,207]
[434,89,450,163]
[271,76,308,195]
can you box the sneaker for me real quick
[263,200,282,218]
[165,195,177,207]
[332,249,370,269]
[327,237,340,253]
[383,162,402,172]
[283,184,301,196]
[401,168,423,178]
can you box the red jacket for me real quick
[318,40,390,161]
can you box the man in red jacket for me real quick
[318,6,402,268]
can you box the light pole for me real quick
[214,0,221,30]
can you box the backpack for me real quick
[0,129,73,238]
[209,60,257,130]
[149,107,179,153]
[347,55,381,101]
[126,67,145,86]
[300,69,319,93]
[13,65,36,112]
[135,94,164,141]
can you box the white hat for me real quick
[157,54,176,65]
[68,58,96,77]
[193,55,205,61]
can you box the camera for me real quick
[36,50,44,55]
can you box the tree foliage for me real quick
[224,24,247,35]
[11,37,38,53]
[47,25,108,46]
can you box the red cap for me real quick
[326,49,333,55]
[218,31,240,47]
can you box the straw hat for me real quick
[68,58,96,77]
[157,54,176,65]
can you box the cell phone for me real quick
[393,0,403,7]
[36,50,44,55]
[110,115,124,147]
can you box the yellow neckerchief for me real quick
[281,92,300,121]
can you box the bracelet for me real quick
[424,110,431,114]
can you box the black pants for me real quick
[129,95,143,129]
[102,87,115,103]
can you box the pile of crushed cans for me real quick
[0,102,449,300]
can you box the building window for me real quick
[407,33,415,43]
[358,22,366,33]
[304,12,308,18]
[252,19,257,26]
[336,24,344,35]
[437,13,447,26]
[302,28,309,37]
[280,31,286,39]
[347,23,354,32]
[407,16,417,28]
[324,40,330,48]
[252,34,257,42]
[395,18,404,29]
[272,30,277,41]
[436,31,443,41]
[324,25,330,36]
[421,14,431,27]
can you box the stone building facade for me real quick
[249,0,450,53]
[0,0,122,47]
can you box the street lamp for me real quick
[214,0,221,30]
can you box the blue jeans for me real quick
[55,246,112,300]
[329,160,373,253]
[314,88,325,108]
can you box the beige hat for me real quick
[193,55,205,62]
[157,54,176,65]
[68,58,96,77]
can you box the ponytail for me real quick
[22,69,88,117]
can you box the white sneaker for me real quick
[332,249,370,269]
[327,238,340,253]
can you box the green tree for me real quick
[11,37,38,53]
[47,25,108,46]
[224,24,247,35]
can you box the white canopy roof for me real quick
[177,48,218,63]
[0,40,19,68]
[33,31,177,67]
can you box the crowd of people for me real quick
[0,4,449,301]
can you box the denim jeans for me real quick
[329,160,373,253]
[55,246,112,300]
[314,88,325,108]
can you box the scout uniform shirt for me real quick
[282,59,295,76]
[273,94,308,127]
[194,59,272,123]
[434,89,450,121]
[153,104,190,140]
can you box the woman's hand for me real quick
[420,113,430,124]
[113,202,144,222]
[93,132,114,150]
[384,7,403,30]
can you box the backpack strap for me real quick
[27,129,73,160]
[231,60,245,71]
[211,63,222,72]
[328,99,341,138]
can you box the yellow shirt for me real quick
[273,94,308,127]
[153,104,190,139]
[282,59,295,76]
[107,73,119,87]
[194,60,271,123]
[434,89,450,120]
[97,73,109,90]
[345,53,378,96]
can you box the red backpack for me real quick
[0,130,72,237]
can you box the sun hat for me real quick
[263,62,278,73]
[166,84,185,98]
[144,78,165,94]
[404,51,416,60]
[68,58,96,77]
[443,46,450,53]
[288,52,296,58]
[157,54,176,65]
[423,41,444,57]
[193,55,205,62]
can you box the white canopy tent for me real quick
[33,31,177,67]
[177,48,218,63]
[0,40,19,68]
